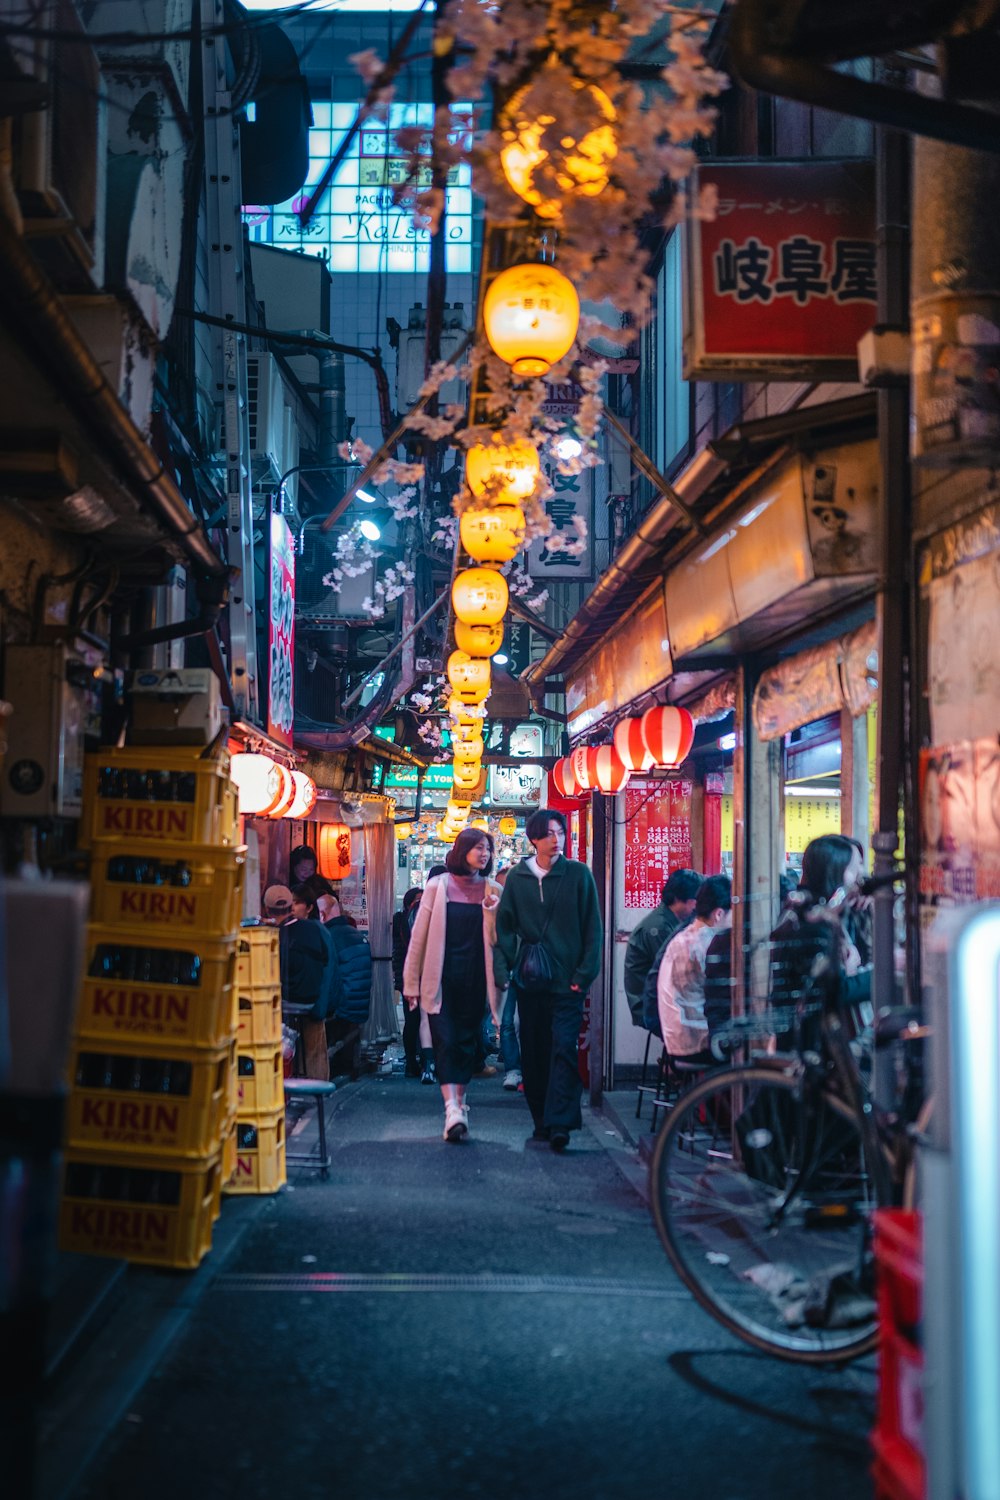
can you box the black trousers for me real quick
[401,995,422,1067]
[515,985,584,1132]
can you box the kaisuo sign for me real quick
[686,160,877,381]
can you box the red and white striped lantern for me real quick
[551,756,580,799]
[613,716,654,771]
[639,705,695,767]
[571,746,595,789]
[589,745,631,794]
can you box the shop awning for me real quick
[525,392,875,694]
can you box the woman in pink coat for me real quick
[403,829,503,1142]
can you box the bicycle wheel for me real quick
[650,1065,879,1364]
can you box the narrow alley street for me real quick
[46,1075,875,1500]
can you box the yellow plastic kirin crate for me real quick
[60,1149,221,1269]
[89,843,246,938]
[225,1036,237,1118]
[236,925,281,991]
[237,991,282,1047]
[220,1116,237,1185]
[67,1041,229,1158]
[77,926,237,1050]
[80,743,238,850]
[236,1044,284,1115]
[223,1108,286,1195]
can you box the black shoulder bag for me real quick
[512,873,565,992]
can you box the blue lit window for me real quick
[243,102,475,275]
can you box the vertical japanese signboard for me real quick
[623,778,693,910]
[526,381,595,581]
[268,513,295,746]
[687,161,877,380]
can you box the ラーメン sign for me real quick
[686,160,877,381]
[268,514,295,746]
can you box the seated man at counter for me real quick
[624,869,702,1036]
[657,875,732,1064]
[264,883,329,1080]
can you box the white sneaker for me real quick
[444,1101,469,1142]
[503,1069,523,1091]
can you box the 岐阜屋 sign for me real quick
[686,161,877,381]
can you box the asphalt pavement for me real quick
[45,1070,876,1500]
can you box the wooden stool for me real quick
[284,1078,337,1178]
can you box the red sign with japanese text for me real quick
[268,513,295,746]
[623,778,693,911]
[687,161,876,380]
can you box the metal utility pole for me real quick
[202,0,259,720]
[871,113,911,1015]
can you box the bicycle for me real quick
[648,979,929,1365]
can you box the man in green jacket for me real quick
[623,869,702,1032]
[494,809,603,1152]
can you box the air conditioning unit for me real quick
[397,303,468,411]
[246,354,287,485]
[12,0,107,290]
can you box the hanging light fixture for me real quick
[500,72,617,221]
[588,745,630,794]
[454,619,504,658]
[446,650,492,700]
[551,756,581,799]
[465,439,541,503]
[230,752,282,817]
[483,263,580,378]
[460,505,526,565]
[395,822,413,841]
[446,695,486,729]
[265,762,296,818]
[283,769,318,820]
[452,762,482,790]
[453,734,485,762]
[613,717,655,772]
[640,705,695,767]
[499,816,518,836]
[452,567,509,626]
[317,822,353,880]
[570,745,596,790]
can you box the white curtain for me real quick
[361,821,397,1044]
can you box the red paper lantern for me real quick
[613,717,654,772]
[318,822,353,880]
[639,705,695,767]
[570,746,595,789]
[551,756,580,798]
[589,745,630,794]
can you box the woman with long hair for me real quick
[770,833,871,1016]
[403,830,503,1142]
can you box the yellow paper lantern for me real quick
[436,821,458,842]
[452,762,482,790]
[501,76,617,220]
[447,697,486,731]
[499,816,518,836]
[317,822,352,880]
[454,619,504,658]
[395,822,413,841]
[452,734,485,762]
[447,650,492,697]
[470,817,489,831]
[460,505,526,564]
[483,263,580,378]
[465,440,541,503]
[452,566,509,626]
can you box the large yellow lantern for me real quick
[452,567,508,626]
[483,263,580,378]
[446,696,485,728]
[501,75,617,220]
[460,505,525,564]
[394,822,413,841]
[465,439,540,503]
[470,817,489,831]
[452,762,482,791]
[447,650,492,699]
[452,733,485,761]
[436,821,458,842]
[454,619,504,658]
[499,816,518,836]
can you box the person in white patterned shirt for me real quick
[657,875,732,1061]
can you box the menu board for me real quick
[623,778,693,910]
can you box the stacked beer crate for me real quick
[60,741,244,1270]
[224,926,287,1195]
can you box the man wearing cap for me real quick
[264,884,329,1079]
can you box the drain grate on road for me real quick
[213,1271,688,1298]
